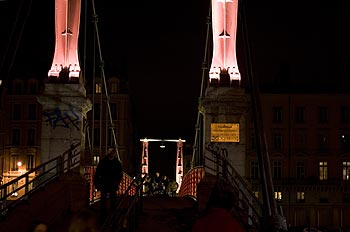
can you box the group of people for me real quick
[143,172,179,196]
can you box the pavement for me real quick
[135,195,198,232]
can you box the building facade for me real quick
[246,92,350,229]
[0,76,137,186]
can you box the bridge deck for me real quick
[135,195,197,232]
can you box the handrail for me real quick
[204,145,263,231]
[0,142,81,217]
[100,173,145,232]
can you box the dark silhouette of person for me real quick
[192,179,245,232]
[94,147,123,214]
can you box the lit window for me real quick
[111,82,119,93]
[319,161,328,180]
[11,155,19,171]
[27,155,34,170]
[342,161,350,180]
[95,83,102,94]
[274,191,282,201]
[296,192,305,203]
[253,191,259,198]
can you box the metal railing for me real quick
[100,172,145,232]
[0,142,81,217]
[204,144,263,231]
[178,166,205,199]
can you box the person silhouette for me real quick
[94,147,123,214]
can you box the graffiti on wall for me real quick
[43,105,80,130]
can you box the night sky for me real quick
[1,0,350,147]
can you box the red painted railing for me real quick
[178,166,205,198]
[83,166,135,203]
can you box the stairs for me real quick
[0,170,90,232]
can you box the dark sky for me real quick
[1,0,350,145]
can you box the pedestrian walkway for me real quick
[135,195,197,232]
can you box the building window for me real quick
[13,104,21,120]
[340,106,350,123]
[273,106,282,123]
[28,81,38,94]
[319,107,329,123]
[93,103,100,120]
[28,104,37,120]
[107,128,116,146]
[14,82,22,94]
[27,155,34,170]
[296,161,305,180]
[295,131,307,149]
[12,129,20,145]
[295,107,305,123]
[273,133,283,151]
[342,161,350,180]
[95,83,102,94]
[11,155,19,171]
[318,133,329,151]
[296,192,305,203]
[250,133,256,149]
[111,82,119,93]
[110,103,118,120]
[343,192,350,203]
[272,160,282,180]
[341,134,350,152]
[250,160,259,179]
[253,191,259,198]
[319,161,328,180]
[27,129,35,146]
[93,128,100,146]
[274,191,282,202]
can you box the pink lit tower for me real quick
[200,0,249,178]
[38,0,91,165]
[209,0,240,86]
[48,0,81,82]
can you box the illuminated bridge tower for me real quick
[48,0,81,82]
[200,0,249,177]
[37,0,91,165]
[209,0,240,86]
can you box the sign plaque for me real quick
[210,123,240,142]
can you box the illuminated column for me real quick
[176,139,184,192]
[209,0,241,84]
[48,0,81,81]
[140,139,149,177]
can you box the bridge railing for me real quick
[0,142,81,217]
[204,145,263,231]
[84,165,135,204]
[178,166,205,198]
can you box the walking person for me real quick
[94,147,123,215]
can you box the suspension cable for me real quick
[90,0,121,162]
[191,1,212,168]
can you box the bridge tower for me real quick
[37,0,91,165]
[200,0,249,177]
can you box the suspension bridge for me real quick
[0,0,287,231]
